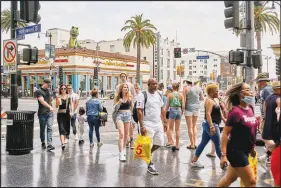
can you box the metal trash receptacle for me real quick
[5,111,36,155]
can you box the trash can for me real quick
[5,111,36,155]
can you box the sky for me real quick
[1,1,280,78]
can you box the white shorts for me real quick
[145,123,164,147]
[185,110,200,117]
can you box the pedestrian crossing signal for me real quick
[59,66,63,84]
[94,67,98,79]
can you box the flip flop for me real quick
[186,145,195,149]
[206,153,216,158]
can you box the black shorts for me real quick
[227,146,250,168]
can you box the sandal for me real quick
[186,145,195,149]
[206,153,216,158]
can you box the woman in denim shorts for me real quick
[165,82,184,151]
[114,83,133,162]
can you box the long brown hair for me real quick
[114,83,131,104]
[225,82,244,111]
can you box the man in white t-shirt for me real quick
[67,85,80,141]
[116,72,136,149]
[136,78,168,175]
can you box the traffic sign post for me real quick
[3,39,17,73]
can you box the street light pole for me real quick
[46,31,53,91]
[96,42,101,90]
[10,1,18,110]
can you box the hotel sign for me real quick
[93,59,134,67]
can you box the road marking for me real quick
[185,179,208,187]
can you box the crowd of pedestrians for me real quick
[34,71,280,187]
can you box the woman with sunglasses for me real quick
[218,83,261,187]
[56,84,73,150]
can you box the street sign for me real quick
[45,44,55,59]
[16,24,41,40]
[196,55,209,59]
[3,39,17,73]
[183,48,188,54]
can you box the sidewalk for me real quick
[1,134,274,187]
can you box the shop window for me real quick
[67,75,72,85]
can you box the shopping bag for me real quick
[133,134,152,164]
[240,151,258,187]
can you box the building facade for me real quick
[78,32,182,86]
[180,52,221,82]
[18,48,150,95]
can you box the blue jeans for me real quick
[195,120,221,159]
[38,112,53,145]
[87,115,101,144]
[70,113,77,135]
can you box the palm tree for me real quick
[1,8,28,34]
[121,14,157,84]
[236,2,280,73]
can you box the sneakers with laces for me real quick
[75,134,79,141]
[47,145,55,151]
[258,154,267,163]
[119,152,126,162]
[190,161,204,168]
[147,163,159,175]
[97,142,103,147]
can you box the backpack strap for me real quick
[142,91,147,115]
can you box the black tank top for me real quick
[205,99,222,125]
[58,97,70,113]
[119,100,131,110]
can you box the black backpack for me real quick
[133,91,147,123]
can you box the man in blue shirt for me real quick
[255,73,273,164]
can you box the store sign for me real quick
[176,65,184,76]
[154,64,158,78]
[104,61,134,67]
[37,57,68,64]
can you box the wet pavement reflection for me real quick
[1,136,274,187]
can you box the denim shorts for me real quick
[169,108,182,120]
[117,111,131,123]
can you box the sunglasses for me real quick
[61,88,66,90]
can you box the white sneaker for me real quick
[190,161,204,168]
[90,143,94,147]
[258,154,267,162]
[119,153,126,162]
[97,142,103,147]
[64,139,68,144]
[75,134,78,141]
[123,149,126,157]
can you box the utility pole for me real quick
[10,1,18,110]
[245,1,256,87]
[245,1,256,113]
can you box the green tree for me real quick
[236,2,280,72]
[1,8,28,34]
[121,14,157,84]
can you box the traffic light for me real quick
[94,67,98,79]
[252,54,263,69]
[174,48,181,58]
[224,1,239,29]
[22,47,38,65]
[229,50,244,65]
[20,1,41,23]
[276,58,280,77]
[59,66,63,84]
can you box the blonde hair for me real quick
[164,89,172,96]
[114,83,131,104]
[206,83,218,95]
[172,82,180,90]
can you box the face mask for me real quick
[242,96,255,104]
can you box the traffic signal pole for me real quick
[245,1,256,113]
[244,1,256,87]
[10,1,18,110]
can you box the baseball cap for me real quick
[43,79,51,84]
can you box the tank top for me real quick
[204,99,221,125]
[263,94,280,142]
[170,92,181,107]
[119,100,131,110]
[185,86,201,111]
[58,97,70,114]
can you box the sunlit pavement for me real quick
[1,99,274,187]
